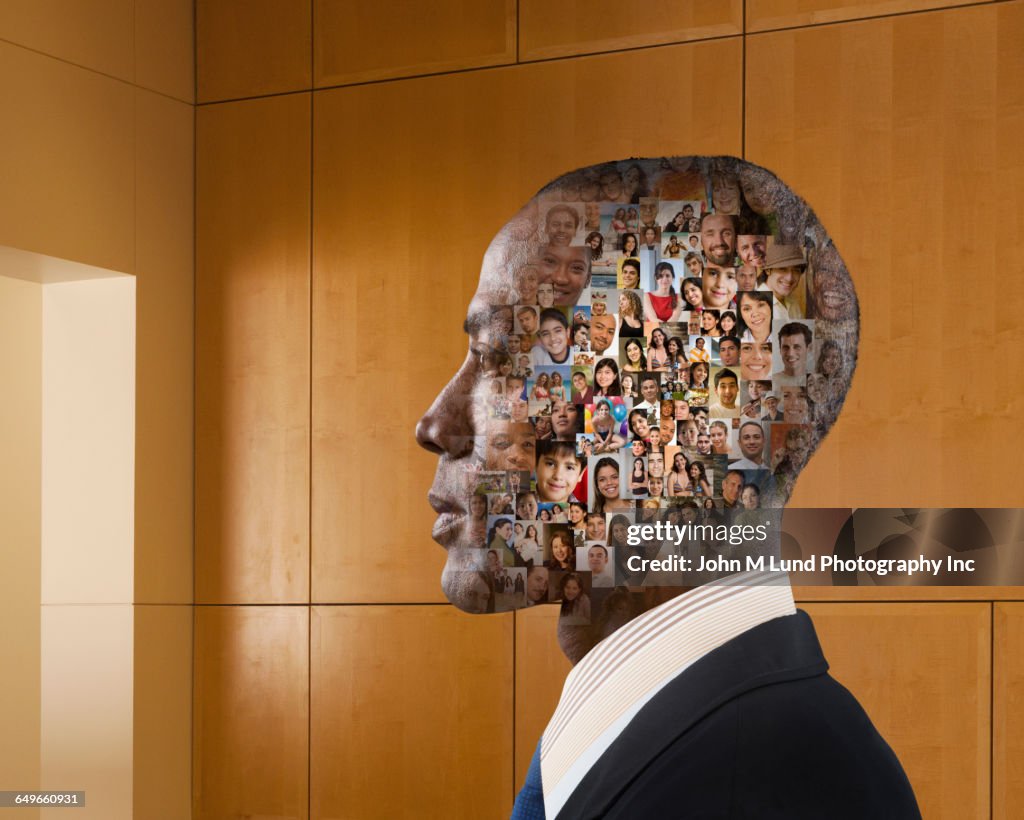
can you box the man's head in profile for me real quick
[415,156,858,658]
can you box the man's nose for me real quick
[549,262,569,283]
[415,366,475,457]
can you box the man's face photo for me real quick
[586,514,605,541]
[780,331,809,377]
[518,308,538,334]
[715,375,738,407]
[738,422,765,461]
[537,315,568,359]
[767,265,804,298]
[640,376,660,403]
[590,314,616,353]
[486,421,536,472]
[736,264,759,291]
[647,451,664,478]
[527,567,549,603]
[719,338,739,366]
[545,206,578,245]
[587,546,608,574]
[737,234,767,268]
[721,471,743,504]
[700,214,736,266]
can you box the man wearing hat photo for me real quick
[758,243,807,321]
[762,392,784,421]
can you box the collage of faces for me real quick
[453,158,856,620]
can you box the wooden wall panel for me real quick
[520,0,741,60]
[747,0,989,32]
[133,605,191,818]
[312,38,743,604]
[995,603,1024,819]
[196,93,311,604]
[805,603,990,819]
[197,0,311,102]
[514,607,572,788]
[135,89,195,604]
[311,606,514,819]
[745,2,1024,508]
[193,606,309,820]
[0,0,132,80]
[135,0,195,102]
[0,41,134,273]
[314,0,516,87]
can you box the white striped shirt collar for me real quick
[541,570,795,818]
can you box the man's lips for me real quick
[428,493,467,545]
[431,512,465,544]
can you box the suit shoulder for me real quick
[730,674,921,818]
[604,675,921,819]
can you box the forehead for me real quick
[702,215,733,231]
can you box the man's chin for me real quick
[441,568,484,614]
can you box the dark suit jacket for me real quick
[556,610,920,819]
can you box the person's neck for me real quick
[556,524,784,664]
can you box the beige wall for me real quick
[0,2,193,816]
[0,275,42,820]
[194,1,1023,818]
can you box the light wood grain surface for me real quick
[196,93,311,604]
[519,0,742,60]
[314,0,516,87]
[995,603,1024,819]
[196,0,311,102]
[311,606,514,819]
[193,606,309,820]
